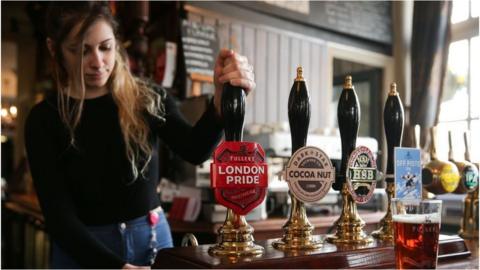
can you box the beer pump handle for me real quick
[384,83,404,183]
[429,127,438,161]
[221,83,246,142]
[448,131,454,161]
[414,124,421,149]
[288,67,310,154]
[334,75,360,190]
[464,131,471,162]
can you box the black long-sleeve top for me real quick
[24,89,223,268]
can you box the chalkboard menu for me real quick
[233,1,392,45]
[321,2,391,44]
[181,19,219,77]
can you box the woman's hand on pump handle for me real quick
[213,49,256,117]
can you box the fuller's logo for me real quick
[211,141,268,215]
[286,146,335,203]
[347,146,377,204]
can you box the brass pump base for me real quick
[208,209,264,257]
[459,189,479,239]
[272,194,322,250]
[371,182,395,241]
[271,236,322,251]
[208,242,264,257]
[326,184,373,245]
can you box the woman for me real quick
[24,2,255,269]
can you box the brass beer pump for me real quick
[422,127,460,194]
[458,131,479,239]
[272,67,322,250]
[372,83,404,241]
[326,76,373,244]
[449,131,479,195]
[208,84,264,256]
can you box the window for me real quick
[437,0,479,162]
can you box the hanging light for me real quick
[1,108,8,118]
[9,106,17,118]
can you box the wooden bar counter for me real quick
[153,236,477,269]
[4,194,478,269]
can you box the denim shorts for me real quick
[51,208,173,268]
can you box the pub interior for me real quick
[1,1,479,269]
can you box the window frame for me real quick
[437,0,479,162]
[439,1,479,129]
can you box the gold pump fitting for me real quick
[295,66,304,82]
[389,83,398,96]
[344,75,353,89]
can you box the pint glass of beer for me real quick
[392,199,442,269]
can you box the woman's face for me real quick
[61,19,116,92]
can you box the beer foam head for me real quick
[393,213,441,224]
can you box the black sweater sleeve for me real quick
[24,103,126,269]
[156,93,224,165]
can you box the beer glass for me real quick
[392,199,442,269]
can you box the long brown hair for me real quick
[46,2,165,180]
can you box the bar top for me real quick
[153,236,477,269]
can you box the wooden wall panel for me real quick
[254,29,267,124]
[230,23,243,52]
[266,32,279,123]
[301,40,312,85]
[187,10,328,130]
[289,38,300,85]
[243,26,255,124]
[310,43,321,131]
[217,19,230,51]
[278,34,290,124]
[318,43,330,129]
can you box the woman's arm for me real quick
[156,94,224,165]
[156,50,255,164]
[24,103,126,268]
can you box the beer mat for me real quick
[394,147,422,200]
